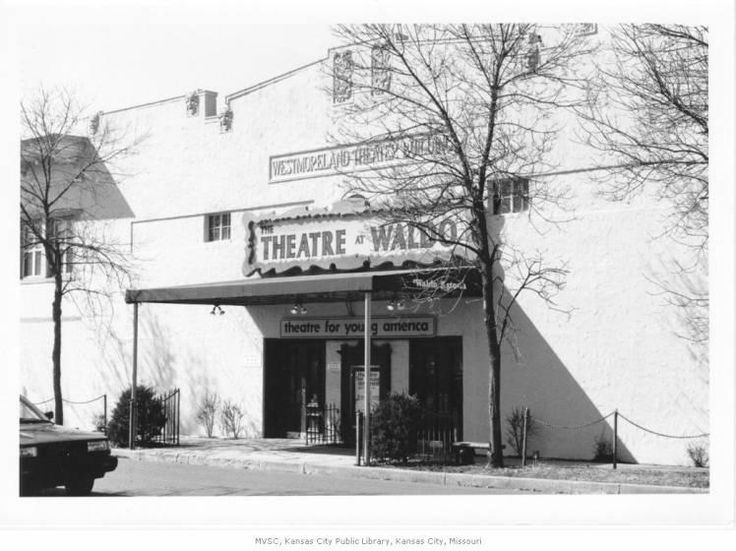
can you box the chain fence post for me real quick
[355,410,362,466]
[521,407,529,467]
[612,409,618,470]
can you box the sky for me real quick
[15,21,336,113]
[6,0,725,113]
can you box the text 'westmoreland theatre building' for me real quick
[20,34,708,466]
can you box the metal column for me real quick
[363,291,371,465]
[128,302,139,449]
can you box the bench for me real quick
[451,441,490,465]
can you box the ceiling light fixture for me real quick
[387,298,406,312]
[290,303,308,315]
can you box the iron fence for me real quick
[147,388,180,446]
[415,410,459,464]
[305,403,342,445]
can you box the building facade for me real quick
[20,32,708,465]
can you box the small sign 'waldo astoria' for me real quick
[244,208,467,275]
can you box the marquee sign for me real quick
[269,133,450,184]
[244,212,468,276]
[280,316,436,339]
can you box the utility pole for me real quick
[363,292,372,465]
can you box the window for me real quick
[371,45,391,95]
[20,219,74,279]
[49,219,74,274]
[206,212,231,242]
[493,178,530,214]
[21,224,44,278]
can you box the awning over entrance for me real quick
[123,267,480,453]
[124,267,481,306]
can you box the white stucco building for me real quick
[20,28,708,466]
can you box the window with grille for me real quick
[492,178,530,215]
[206,212,231,242]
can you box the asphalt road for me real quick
[41,456,522,496]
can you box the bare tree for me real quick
[328,24,592,467]
[20,87,140,424]
[578,25,708,346]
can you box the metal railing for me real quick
[416,410,459,464]
[148,388,180,446]
[305,402,342,445]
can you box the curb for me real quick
[113,449,707,495]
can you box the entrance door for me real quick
[409,337,463,439]
[264,340,325,438]
[339,342,391,445]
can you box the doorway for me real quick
[409,337,463,439]
[339,342,392,445]
[263,340,325,438]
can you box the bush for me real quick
[687,440,709,468]
[369,393,423,464]
[92,413,107,434]
[219,400,245,439]
[106,386,167,447]
[593,433,613,462]
[196,391,220,438]
[505,406,539,457]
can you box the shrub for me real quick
[106,386,167,447]
[219,400,245,439]
[687,440,709,468]
[369,393,423,464]
[505,406,539,457]
[92,413,107,434]
[593,433,613,462]
[196,391,220,438]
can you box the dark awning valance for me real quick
[125,268,480,306]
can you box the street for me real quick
[39,456,524,496]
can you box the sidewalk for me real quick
[113,437,707,495]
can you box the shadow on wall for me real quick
[646,253,708,380]
[141,313,178,391]
[502,301,636,464]
[91,309,178,417]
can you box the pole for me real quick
[612,409,618,470]
[128,302,139,449]
[176,388,180,446]
[363,292,372,465]
[521,407,529,467]
[355,410,362,466]
[103,394,107,434]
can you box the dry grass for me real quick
[398,459,709,488]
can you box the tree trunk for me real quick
[480,264,504,468]
[52,274,63,425]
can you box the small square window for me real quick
[206,212,231,242]
[492,178,530,215]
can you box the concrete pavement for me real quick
[113,437,707,495]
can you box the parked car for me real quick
[19,395,118,496]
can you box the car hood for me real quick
[19,423,107,446]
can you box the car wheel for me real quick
[65,476,95,496]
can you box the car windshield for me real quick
[19,396,52,424]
